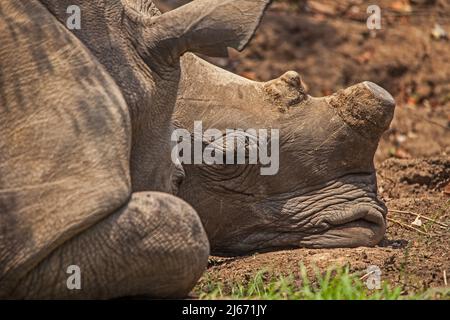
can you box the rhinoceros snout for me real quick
[327,81,396,140]
[361,81,396,128]
[363,81,395,107]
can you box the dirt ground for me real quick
[156,0,450,295]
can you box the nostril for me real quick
[362,207,386,227]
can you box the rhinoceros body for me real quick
[0,0,395,299]
[0,0,270,298]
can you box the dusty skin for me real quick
[0,0,270,299]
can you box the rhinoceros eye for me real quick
[199,132,257,180]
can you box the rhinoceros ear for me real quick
[146,0,271,58]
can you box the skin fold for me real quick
[172,53,395,256]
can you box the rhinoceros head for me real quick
[173,53,395,255]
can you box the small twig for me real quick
[359,270,375,281]
[389,209,448,228]
[387,217,430,236]
[409,113,449,130]
[378,172,395,184]
[444,270,448,287]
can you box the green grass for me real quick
[195,266,450,300]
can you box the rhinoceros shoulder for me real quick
[0,0,131,294]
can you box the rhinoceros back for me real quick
[0,0,131,295]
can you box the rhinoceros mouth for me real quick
[287,200,387,249]
[333,217,384,234]
[210,203,386,256]
[209,173,387,255]
[299,209,387,249]
[322,206,386,239]
[322,204,386,229]
[291,181,387,245]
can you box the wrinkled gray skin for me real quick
[0,0,270,299]
[173,53,396,256]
